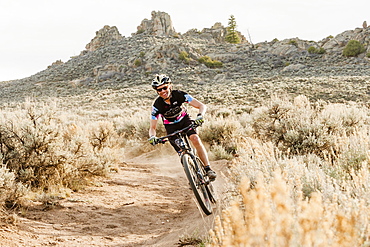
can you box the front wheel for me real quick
[195,157,217,204]
[181,153,213,215]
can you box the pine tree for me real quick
[225,15,241,44]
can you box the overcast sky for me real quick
[0,0,368,81]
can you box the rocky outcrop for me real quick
[184,22,248,44]
[85,25,122,52]
[10,13,370,87]
[135,11,177,36]
[320,26,370,53]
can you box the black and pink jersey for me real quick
[151,90,193,125]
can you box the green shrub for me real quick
[289,40,298,47]
[179,51,191,64]
[308,46,326,54]
[134,59,142,67]
[198,56,223,68]
[136,29,145,34]
[307,46,316,54]
[343,40,366,57]
[366,52,370,58]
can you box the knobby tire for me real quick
[195,157,217,204]
[181,153,213,215]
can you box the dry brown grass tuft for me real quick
[208,95,370,246]
[210,168,367,246]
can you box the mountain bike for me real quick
[157,122,217,215]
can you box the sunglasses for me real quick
[156,86,168,92]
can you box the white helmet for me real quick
[151,74,171,89]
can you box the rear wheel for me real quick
[181,153,213,215]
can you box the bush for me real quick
[250,95,366,158]
[198,56,223,68]
[136,29,145,34]
[289,40,298,47]
[308,46,326,54]
[343,40,366,57]
[134,59,142,67]
[178,51,191,64]
[199,116,241,159]
[0,102,119,194]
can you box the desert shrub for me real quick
[89,121,118,151]
[134,59,142,67]
[199,116,242,159]
[343,40,366,57]
[178,51,191,64]
[210,134,370,246]
[0,165,27,210]
[288,39,298,47]
[117,112,153,141]
[210,173,366,246]
[136,28,145,34]
[250,95,366,158]
[307,46,326,54]
[0,102,119,196]
[198,56,223,68]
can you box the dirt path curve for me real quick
[0,150,227,247]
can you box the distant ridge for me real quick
[7,11,370,85]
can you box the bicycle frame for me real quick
[158,123,202,176]
[158,123,215,215]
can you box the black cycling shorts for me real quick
[164,115,197,152]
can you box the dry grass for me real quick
[208,95,370,246]
[2,75,370,246]
[0,100,124,213]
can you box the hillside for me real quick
[1,11,370,108]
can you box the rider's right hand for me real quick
[148,136,160,146]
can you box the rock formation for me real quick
[135,11,177,36]
[85,25,122,52]
[184,22,248,44]
[11,14,370,86]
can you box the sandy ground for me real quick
[0,149,228,247]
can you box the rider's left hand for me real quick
[194,114,204,126]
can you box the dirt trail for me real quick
[0,149,227,247]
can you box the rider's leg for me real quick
[189,134,217,180]
[189,134,210,167]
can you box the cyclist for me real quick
[148,74,217,181]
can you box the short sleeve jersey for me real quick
[151,90,193,125]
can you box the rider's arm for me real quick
[149,119,158,137]
[189,98,207,116]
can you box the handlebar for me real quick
[157,122,199,144]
